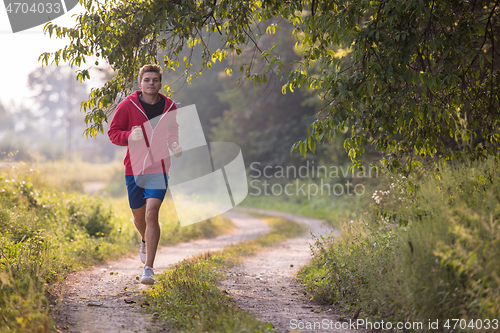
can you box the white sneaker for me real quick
[141,266,154,285]
[140,241,146,264]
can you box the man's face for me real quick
[139,72,162,95]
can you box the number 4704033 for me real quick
[444,319,498,330]
[5,2,62,14]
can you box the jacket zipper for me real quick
[128,98,175,175]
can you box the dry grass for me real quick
[34,160,123,184]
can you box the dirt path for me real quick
[224,208,360,333]
[54,208,359,333]
[54,211,269,332]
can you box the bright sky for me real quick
[0,1,98,109]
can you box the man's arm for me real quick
[165,102,182,157]
[108,103,132,146]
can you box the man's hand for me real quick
[170,142,182,157]
[130,126,144,141]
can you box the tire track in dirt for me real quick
[53,211,269,333]
[223,208,360,333]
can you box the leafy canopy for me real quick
[42,0,500,173]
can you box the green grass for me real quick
[241,192,369,230]
[241,162,387,228]
[34,160,123,192]
[297,157,500,332]
[0,161,233,332]
[101,195,234,248]
[143,217,305,332]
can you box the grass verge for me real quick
[297,158,500,332]
[143,216,305,332]
[241,186,374,228]
[0,162,232,332]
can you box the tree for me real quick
[28,65,89,160]
[0,102,33,161]
[0,102,13,133]
[212,75,317,167]
[210,20,334,167]
[285,0,500,173]
[42,0,500,173]
[26,65,119,161]
[158,38,230,142]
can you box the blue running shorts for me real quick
[125,173,169,209]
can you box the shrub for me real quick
[299,218,401,318]
[68,200,113,237]
[299,157,500,330]
[0,165,126,331]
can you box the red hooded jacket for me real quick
[108,91,179,176]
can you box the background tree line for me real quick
[0,65,119,162]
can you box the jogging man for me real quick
[108,64,182,285]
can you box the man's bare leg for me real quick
[144,198,162,267]
[131,205,147,241]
